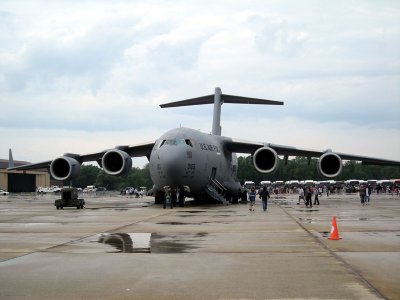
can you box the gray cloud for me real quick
[0,0,399,162]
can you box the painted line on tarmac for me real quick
[0,209,176,263]
[277,203,387,300]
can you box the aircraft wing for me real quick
[327,152,400,166]
[8,141,156,171]
[7,160,54,171]
[224,138,400,166]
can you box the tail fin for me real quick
[160,87,283,136]
[8,149,14,168]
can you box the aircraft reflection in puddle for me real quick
[98,233,151,253]
[98,232,207,253]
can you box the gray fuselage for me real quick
[149,127,240,197]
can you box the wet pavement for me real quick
[0,192,399,299]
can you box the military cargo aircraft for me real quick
[8,87,400,206]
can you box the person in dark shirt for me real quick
[305,186,312,208]
[259,185,270,212]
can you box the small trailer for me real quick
[55,187,85,210]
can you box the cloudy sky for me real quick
[1,0,399,167]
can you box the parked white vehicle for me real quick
[83,185,96,193]
[243,181,255,190]
[0,189,9,195]
[37,186,61,193]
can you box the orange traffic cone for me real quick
[328,216,342,240]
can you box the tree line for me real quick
[71,157,400,190]
[238,156,400,184]
[71,164,152,191]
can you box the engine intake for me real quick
[102,149,132,176]
[252,147,279,174]
[318,152,343,178]
[50,156,81,181]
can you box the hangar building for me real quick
[0,159,50,193]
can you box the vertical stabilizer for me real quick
[8,149,14,168]
[212,87,222,135]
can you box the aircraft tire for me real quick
[240,191,247,202]
[178,194,185,207]
[232,195,239,204]
[155,193,165,205]
[225,192,232,203]
[171,193,177,207]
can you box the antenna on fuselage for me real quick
[159,87,284,136]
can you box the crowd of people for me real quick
[246,182,399,212]
[297,186,320,207]
[358,184,372,205]
[120,187,144,198]
[264,184,399,196]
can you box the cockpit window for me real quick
[185,139,193,147]
[159,140,166,148]
[167,139,182,145]
[159,139,193,147]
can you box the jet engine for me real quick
[50,156,81,181]
[102,149,132,176]
[317,152,343,178]
[252,147,279,174]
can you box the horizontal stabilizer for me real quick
[223,94,283,105]
[160,95,214,108]
[160,94,283,108]
[160,88,283,136]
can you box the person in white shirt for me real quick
[297,187,304,205]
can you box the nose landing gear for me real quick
[163,186,174,209]
[163,186,186,209]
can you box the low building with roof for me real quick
[0,157,50,193]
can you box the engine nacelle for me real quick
[252,147,279,174]
[50,156,81,181]
[317,152,343,178]
[102,149,132,176]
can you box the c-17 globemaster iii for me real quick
[9,87,400,206]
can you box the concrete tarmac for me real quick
[0,192,399,299]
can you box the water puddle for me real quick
[275,201,295,206]
[209,214,232,217]
[157,222,193,225]
[98,233,151,253]
[97,232,208,253]
[298,217,318,224]
[337,217,390,221]
[157,221,229,225]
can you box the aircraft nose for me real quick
[159,146,187,183]
[164,149,186,177]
